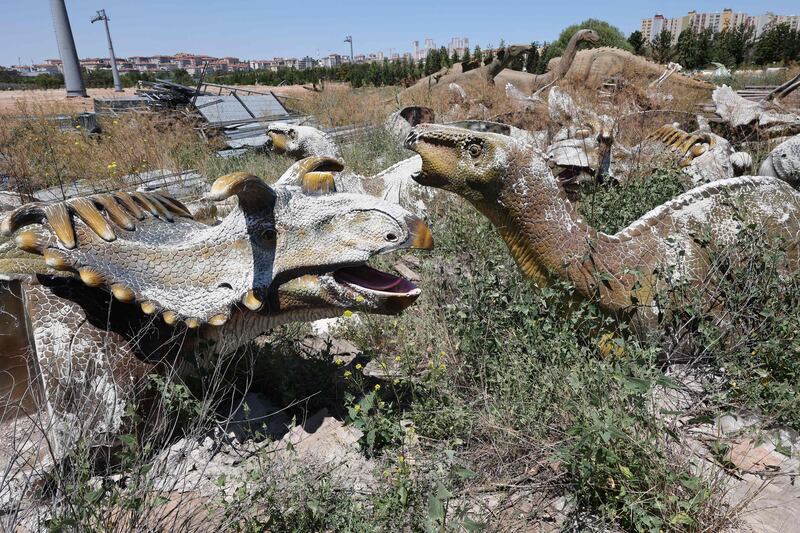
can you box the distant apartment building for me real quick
[641,9,799,43]
[447,37,470,58]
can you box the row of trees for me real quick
[5,18,799,91]
[628,22,800,68]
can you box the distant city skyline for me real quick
[1,0,799,67]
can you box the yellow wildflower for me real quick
[394,355,401,362]
[343,310,353,318]
[355,363,362,370]
[334,359,344,366]
[355,295,365,303]
[353,404,361,413]
[343,370,352,378]
[374,384,381,391]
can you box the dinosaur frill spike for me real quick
[208,172,277,210]
[0,191,229,328]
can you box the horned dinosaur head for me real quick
[405,124,525,203]
[266,122,341,160]
[1,167,432,328]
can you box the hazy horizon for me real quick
[1,0,798,67]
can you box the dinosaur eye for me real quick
[288,130,297,139]
[467,143,482,158]
[385,232,398,242]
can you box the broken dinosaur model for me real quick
[0,170,432,457]
[712,84,800,139]
[405,124,799,332]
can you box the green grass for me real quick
[9,131,799,533]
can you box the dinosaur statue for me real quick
[712,85,800,139]
[494,29,600,95]
[394,44,531,102]
[404,124,800,332]
[266,120,432,214]
[759,134,800,187]
[0,170,432,458]
[638,124,752,184]
[267,123,342,160]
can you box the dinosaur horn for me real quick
[93,194,136,230]
[275,156,345,190]
[130,192,173,222]
[112,192,146,220]
[152,193,193,219]
[67,197,116,241]
[301,172,337,194]
[0,203,47,238]
[208,172,277,205]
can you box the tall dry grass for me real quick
[0,102,213,198]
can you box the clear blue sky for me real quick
[1,0,798,66]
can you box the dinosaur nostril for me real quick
[217,283,233,290]
[385,232,398,242]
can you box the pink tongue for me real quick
[334,266,416,293]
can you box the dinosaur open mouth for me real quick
[334,265,419,295]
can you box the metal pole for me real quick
[92,10,122,92]
[50,0,87,97]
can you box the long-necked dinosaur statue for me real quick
[404,124,799,332]
[0,167,432,458]
[394,44,531,102]
[494,29,600,95]
[558,47,714,92]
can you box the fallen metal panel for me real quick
[194,94,290,125]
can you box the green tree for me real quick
[628,30,645,55]
[712,25,754,67]
[754,23,800,65]
[535,43,550,74]
[524,43,540,73]
[439,46,450,67]
[461,47,471,64]
[650,29,674,64]
[473,45,483,64]
[451,49,460,66]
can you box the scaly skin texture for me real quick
[1,176,431,325]
[495,30,600,94]
[0,177,433,456]
[405,124,800,328]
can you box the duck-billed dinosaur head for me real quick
[1,163,432,328]
[405,124,527,204]
[266,123,340,160]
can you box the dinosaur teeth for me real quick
[140,301,158,315]
[185,317,200,329]
[43,249,71,270]
[15,230,47,254]
[162,310,179,325]
[242,290,263,311]
[208,313,229,326]
[79,267,105,287]
[111,284,135,303]
[68,198,116,242]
